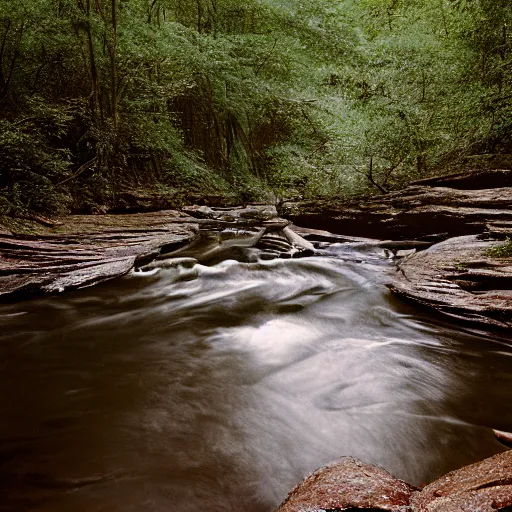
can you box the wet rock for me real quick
[276,457,416,512]
[239,205,278,220]
[282,227,315,252]
[291,225,380,244]
[0,204,309,298]
[257,231,294,253]
[387,234,512,331]
[182,205,215,218]
[184,204,279,222]
[277,452,512,512]
[140,257,198,271]
[42,257,137,294]
[281,186,512,241]
[0,210,198,300]
[494,430,512,449]
[411,451,512,512]
[155,221,317,265]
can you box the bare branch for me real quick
[57,157,97,186]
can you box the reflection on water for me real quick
[0,246,511,512]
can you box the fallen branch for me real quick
[57,157,97,187]
[11,213,62,227]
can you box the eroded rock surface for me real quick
[387,234,512,330]
[277,451,512,512]
[281,186,512,241]
[0,210,198,299]
[0,205,315,299]
[277,457,416,512]
[411,451,512,512]
[281,166,512,331]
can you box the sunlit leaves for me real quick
[0,0,511,212]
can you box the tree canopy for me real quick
[0,0,510,214]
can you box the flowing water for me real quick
[1,242,512,512]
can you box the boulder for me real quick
[411,451,512,512]
[277,451,512,512]
[277,457,416,512]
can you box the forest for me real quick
[0,0,510,215]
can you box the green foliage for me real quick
[0,110,74,214]
[485,238,512,258]
[0,0,510,213]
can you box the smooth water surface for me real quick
[1,244,511,511]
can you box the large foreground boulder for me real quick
[277,451,512,512]
[277,457,416,511]
[411,450,512,512]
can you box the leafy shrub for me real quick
[485,238,512,258]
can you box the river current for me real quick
[1,242,511,511]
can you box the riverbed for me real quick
[1,243,511,511]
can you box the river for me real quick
[1,241,511,511]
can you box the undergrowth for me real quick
[485,238,512,258]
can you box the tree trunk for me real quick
[110,0,118,131]
[84,0,102,122]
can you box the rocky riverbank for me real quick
[2,165,512,331]
[388,234,512,331]
[0,205,317,300]
[0,210,198,300]
[281,164,512,333]
[280,176,512,242]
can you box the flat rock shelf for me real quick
[0,205,314,300]
[0,210,198,300]
[280,166,512,334]
[388,234,512,331]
